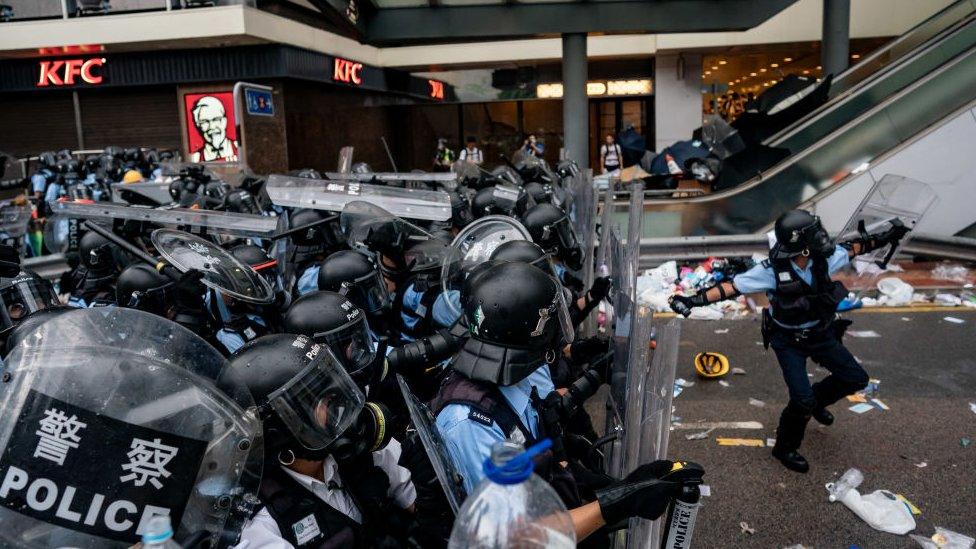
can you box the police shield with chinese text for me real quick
[0,307,262,548]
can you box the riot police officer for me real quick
[30,152,59,212]
[670,209,909,472]
[317,249,392,335]
[521,203,585,290]
[290,209,347,296]
[225,334,416,548]
[66,230,120,308]
[428,261,682,542]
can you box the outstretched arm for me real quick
[669,281,740,317]
[841,219,911,259]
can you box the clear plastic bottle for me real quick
[826,468,864,502]
[141,515,181,549]
[448,439,576,549]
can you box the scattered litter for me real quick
[675,378,695,388]
[915,462,927,468]
[847,393,867,403]
[673,384,684,399]
[685,428,715,441]
[969,402,976,415]
[688,306,725,321]
[863,379,881,398]
[931,264,971,283]
[766,438,777,447]
[718,380,731,388]
[732,367,747,375]
[902,317,912,322]
[871,398,890,411]
[961,438,972,448]
[848,330,881,338]
[717,438,766,447]
[935,294,963,307]
[748,398,766,408]
[910,526,975,549]
[896,494,922,516]
[782,545,810,549]
[739,521,756,535]
[673,421,763,430]
[877,277,915,306]
[825,468,916,535]
[714,328,729,334]
[861,297,879,307]
[849,403,875,414]
[699,485,711,497]
[944,316,966,324]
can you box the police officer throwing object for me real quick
[669,209,910,473]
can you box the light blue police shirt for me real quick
[296,264,320,296]
[732,245,850,328]
[400,283,454,341]
[435,364,556,492]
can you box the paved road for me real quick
[657,309,976,548]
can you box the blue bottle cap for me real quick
[483,439,552,485]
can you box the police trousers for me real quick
[769,325,869,452]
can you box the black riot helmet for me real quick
[0,271,61,335]
[471,186,527,219]
[490,239,548,265]
[230,243,281,294]
[99,154,123,182]
[223,333,388,462]
[403,237,451,281]
[104,145,124,160]
[83,154,101,177]
[294,168,322,179]
[116,263,173,315]
[449,189,474,229]
[289,208,345,264]
[455,261,574,386]
[123,147,143,166]
[37,151,58,170]
[79,230,118,278]
[282,291,382,389]
[772,209,834,259]
[317,250,390,315]
[524,181,554,205]
[223,188,260,214]
[522,203,583,271]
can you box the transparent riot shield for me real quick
[396,375,467,513]
[340,201,434,255]
[837,174,938,270]
[441,216,533,319]
[48,201,282,240]
[0,308,263,548]
[266,174,452,221]
[0,199,32,248]
[152,228,275,304]
[110,181,174,206]
[700,114,745,160]
[623,317,681,549]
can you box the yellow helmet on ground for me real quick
[122,169,143,184]
[694,352,729,378]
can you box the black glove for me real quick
[875,218,911,246]
[173,269,206,307]
[586,276,612,303]
[596,460,681,526]
[570,336,609,364]
[0,244,21,278]
[668,294,703,317]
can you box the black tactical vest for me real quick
[767,255,848,327]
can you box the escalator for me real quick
[643,1,976,237]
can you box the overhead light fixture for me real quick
[770,63,779,68]
[760,68,767,73]
[851,54,860,59]
[719,60,727,65]
[711,66,718,70]
[803,69,810,74]
[816,65,822,70]
[728,81,734,86]
[750,72,757,76]
[783,57,793,62]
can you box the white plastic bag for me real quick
[910,527,975,549]
[877,277,914,306]
[835,488,916,535]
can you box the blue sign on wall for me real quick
[244,87,274,116]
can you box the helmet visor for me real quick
[313,315,376,381]
[268,348,365,450]
[0,275,59,331]
[345,269,391,313]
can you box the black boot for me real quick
[812,407,834,426]
[772,446,810,473]
[773,399,814,473]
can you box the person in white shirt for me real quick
[223,334,416,548]
[458,136,483,165]
[600,134,623,176]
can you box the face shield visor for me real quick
[312,314,376,386]
[266,347,366,451]
[543,215,583,271]
[0,274,60,333]
[339,269,392,315]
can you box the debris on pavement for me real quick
[931,264,971,284]
[849,403,875,414]
[714,328,729,334]
[748,398,766,408]
[969,402,976,415]
[935,293,963,306]
[718,380,731,387]
[944,316,966,324]
[766,438,777,447]
[877,277,915,306]
[675,378,695,388]
[732,367,747,375]
[685,427,715,441]
[848,330,881,338]
[740,521,756,535]
[961,438,972,448]
[915,462,927,468]
[848,393,867,403]
[871,398,890,411]
[910,526,975,549]
[717,438,766,447]
[673,421,763,430]
[825,468,916,535]
[699,485,712,497]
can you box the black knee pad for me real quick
[787,397,817,416]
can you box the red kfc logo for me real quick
[428,80,445,100]
[333,58,363,85]
[37,58,105,87]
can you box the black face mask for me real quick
[806,225,835,257]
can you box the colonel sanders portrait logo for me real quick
[183,92,239,163]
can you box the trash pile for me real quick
[638,257,754,317]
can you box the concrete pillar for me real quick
[562,33,589,170]
[822,0,851,78]
[653,53,702,153]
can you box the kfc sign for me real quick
[37,58,106,87]
[428,79,445,100]
[333,58,363,86]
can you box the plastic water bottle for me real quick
[827,468,864,502]
[448,439,576,548]
[141,515,181,548]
